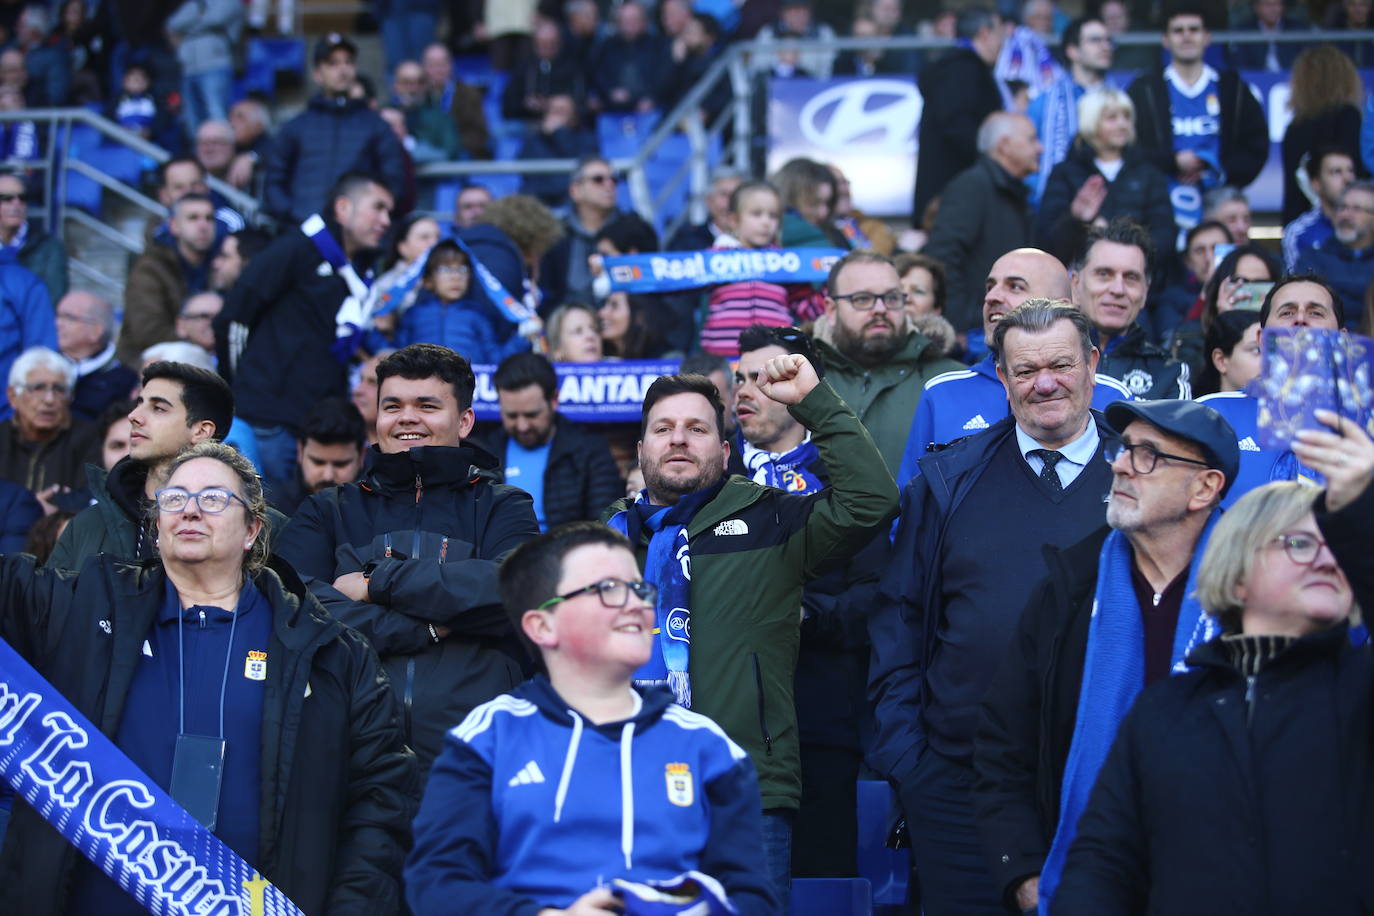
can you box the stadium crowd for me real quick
[0,1,1373,914]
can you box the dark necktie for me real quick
[1031,449,1064,493]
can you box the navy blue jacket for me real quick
[1293,236,1373,329]
[0,477,40,552]
[405,676,778,915]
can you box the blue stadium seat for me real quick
[62,172,102,215]
[789,878,872,916]
[237,38,306,99]
[432,180,464,218]
[470,173,521,199]
[856,780,910,909]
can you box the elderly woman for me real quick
[1036,88,1174,270]
[1052,411,1374,915]
[0,442,417,914]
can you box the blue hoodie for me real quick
[396,290,531,365]
[405,676,778,916]
[1196,387,1322,508]
[895,354,1133,486]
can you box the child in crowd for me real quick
[396,239,530,364]
[405,522,777,916]
[110,63,159,138]
[699,180,826,356]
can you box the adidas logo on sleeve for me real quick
[1238,436,1260,452]
[962,414,990,431]
[508,760,546,786]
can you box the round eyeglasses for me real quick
[537,578,658,610]
[154,487,250,514]
[1266,533,1329,566]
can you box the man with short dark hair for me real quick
[1203,185,1252,245]
[1282,147,1356,270]
[119,193,217,364]
[479,351,621,530]
[211,227,269,293]
[1073,219,1191,400]
[540,155,622,309]
[869,299,1117,915]
[214,172,393,493]
[56,290,138,420]
[814,250,964,474]
[176,291,222,357]
[925,112,1043,331]
[276,343,541,776]
[974,398,1236,914]
[913,6,1005,221]
[262,33,406,223]
[602,350,897,909]
[453,185,492,229]
[1198,272,1347,508]
[0,169,66,301]
[1293,180,1374,324]
[1126,6,1268,192]
[151,156,245,243]
[48,359,238,567]
[268,397,366,514]
[1028,15,1113,205]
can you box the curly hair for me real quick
[1289,45,1363,122]
[161,441,271,574]
[482,193,566,263]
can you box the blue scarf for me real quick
[1038,513,1223,913]
[608,485,719,707]
[739,432,823,494]
[1033,76,1080,204]
[303,214,374,364]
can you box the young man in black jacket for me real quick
[478,351,622,530]
[276,344,540,775]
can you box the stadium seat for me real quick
[856,780,910,909]
[237,38,307,97]
[789,878,872,916]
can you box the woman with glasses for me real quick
[0,441,416,914]
[395,238,532,365]
[1053,411,1374,915]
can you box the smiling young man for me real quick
[277,343,540,776]
[405,522,778,916]
[869,299,1119,914]
[47,360,238,568]
[973,398,1236,914]
[602,350,897,909]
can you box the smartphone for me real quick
[1233,282,1274,311]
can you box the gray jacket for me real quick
[166,0,243,74]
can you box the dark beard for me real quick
[642,458,722,504]
[834,318,903,368]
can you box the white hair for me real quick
[141,341,214,372]
[1076,87,1136,146]
[977,112,1024,155]
[9,345,75,390]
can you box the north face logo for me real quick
[713,519,748,536]
[1238,436,1260,452]
[963,414,990,431]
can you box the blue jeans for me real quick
[182,66,233,135]
[899,751,1005,916]
[761,808,794,914]
[382,11,438,73]
[250,423,298,497]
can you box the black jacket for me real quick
[1126,68,1269,190]
[1036,144,1175,271]
[923,155,1034,333]
[262,93,408,223]
[1054,484,1374,915]
[275,444,540,772]
[0,555,418,916]
[972,525,1109,907]
[913,47,1003,221]
[214,220,377,431]
[1097,324,1192,401]
[1280,104,1361,224]
[477,413,623,529]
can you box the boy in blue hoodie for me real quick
[405,522,779,916]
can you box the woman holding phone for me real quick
[1169,244,1281,382]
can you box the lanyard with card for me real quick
[170,604,240,830]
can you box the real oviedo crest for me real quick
[665,762,694,807]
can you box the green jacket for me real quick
[815,330,964,476]
[49,459,290,569]
[603,381,897,810]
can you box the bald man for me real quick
[895,248,1133,484]
[56,290,139,420]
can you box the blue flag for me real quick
[0,636,303,916]
[603,248,844,293]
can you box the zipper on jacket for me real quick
[751,652,773,756]
[404,657,416,743]
[198,609,207,629]
[1244,674,1258,725]
[414,473,423,505]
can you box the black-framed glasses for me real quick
[0,193,23,204]
[830,290,907,311]
[537,577,657,610]
[1103,439,1213,475]
[154,487,250,514]
[1266,532,1330,566]
[580,173,616,185]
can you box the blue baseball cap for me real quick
[1105,399,1240,498]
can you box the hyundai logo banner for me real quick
[470,359,681,423]
[767,71,1374,218]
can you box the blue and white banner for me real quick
[472,359,680,423]
[603,249,843,293]
[0,636,303,916]
[452,236,539,325]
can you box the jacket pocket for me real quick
[751,652,773,756]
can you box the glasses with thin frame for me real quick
[830,290,907,311]
[154,487,250,514]
[1266,532,1330,566]
[537,577,658,610]
[1103,439,1212,475]
[17,382,69,398]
